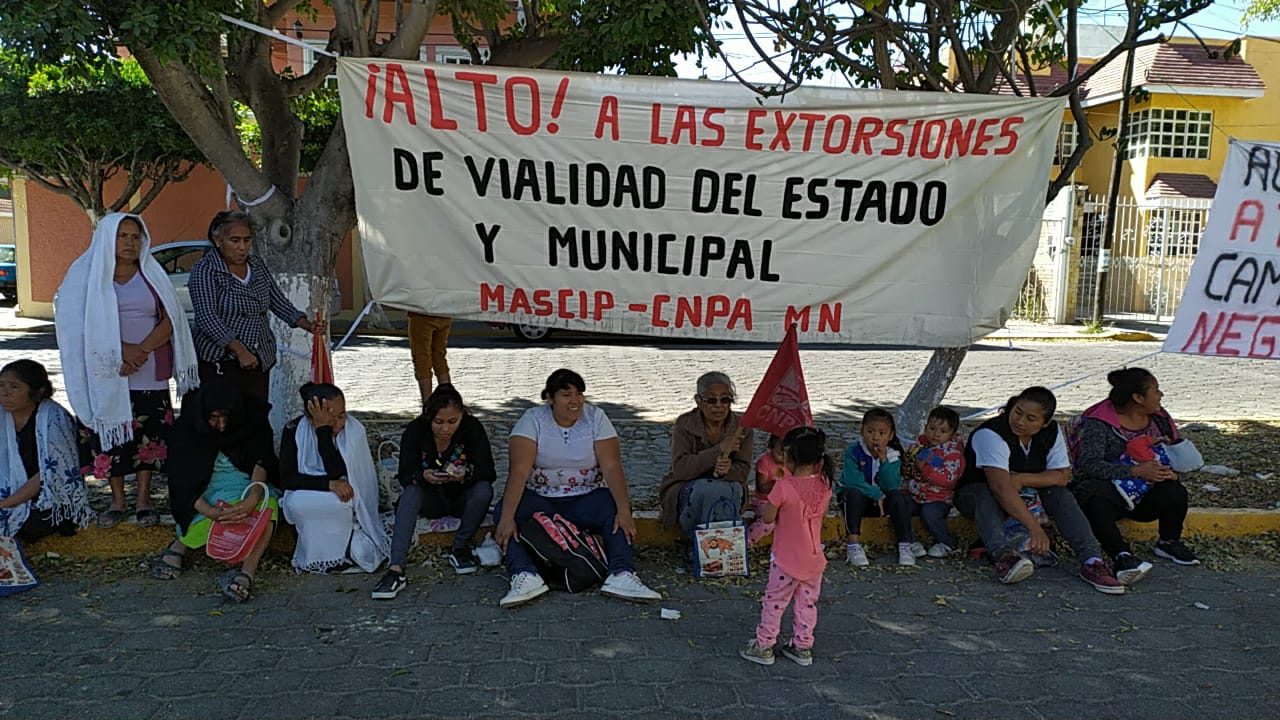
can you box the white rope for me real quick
[960,348,1164,422]
[218,13,340,57]
[333,301,376,352]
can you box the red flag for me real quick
[311,310,333,384]
[740,324,812,438]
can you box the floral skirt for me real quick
[85,390,174,478]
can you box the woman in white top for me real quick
[55,214,199,529]
[492,368,661,608]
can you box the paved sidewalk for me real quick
[4,551,1277,720]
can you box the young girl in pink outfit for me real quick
[740,426,834,667]
[747,435,786,546]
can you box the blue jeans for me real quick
[955,482,1102,563]
[839,488,913,542]
[492,488,633,575]
[390,481,494,567]
[911,500,955,547]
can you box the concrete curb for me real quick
[28,508,1280,560]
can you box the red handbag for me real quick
[207,482,273,564]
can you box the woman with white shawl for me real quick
[0,360,93,542]
[55,213,199,529]
[279,383,389,573]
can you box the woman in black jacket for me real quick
[371,384,495,600]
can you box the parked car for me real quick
[487,322,556,342]
[0,244,17,300]
[150,240,340,318]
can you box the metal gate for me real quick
[1074,195,1210,323]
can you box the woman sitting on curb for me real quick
[373,384,495,600]
[153,380,278,603]
[280,383,389,575]
[0,360,93,542]
[955,386,1125,595]
[1068,367,1198,584]
[657,371,754,562]
[492,369,661,607]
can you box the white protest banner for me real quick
[337,58,1063,344]
[1165,139,1280,359]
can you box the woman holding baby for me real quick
[1069,368,1199,584]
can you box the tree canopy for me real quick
[1243,0,1279,25]
[0,54,202,220]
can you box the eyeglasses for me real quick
[699,395,733,406]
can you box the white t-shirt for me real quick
[511,403,617,497]
[114,272,168,391]
[970,425,1070,474]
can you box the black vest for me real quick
[960,414,1059,486]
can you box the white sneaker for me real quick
[908,542,927,558]
[846,544,869,567]
[897,544,918,567]
[499,572,549,608]
[600,571,661,603]
[927,543,954,558]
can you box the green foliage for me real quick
[0,54,203,215]
[552,1,724,75]
[1242,0,1280,25]
[237,90,339,174]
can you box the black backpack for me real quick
[518,512,609,593]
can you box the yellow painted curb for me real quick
[25,508,1280,560]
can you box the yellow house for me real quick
[1000,35,1278,322]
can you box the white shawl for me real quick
[55,213,200,450]
[0,400,93,537]
[290,416,389,572]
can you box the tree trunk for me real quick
[895,347,968,436]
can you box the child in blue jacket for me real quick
[838,408,916,567]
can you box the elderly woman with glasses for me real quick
[659,372,755,539]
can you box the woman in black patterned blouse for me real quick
[189,211,325,405]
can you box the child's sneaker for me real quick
[908,541,927,558]
[1113,552,1153,585]
[846,543,869,567]
[740,639,775,666]
[780,643,814,666]
[1080,558,1125,594]
[927,543,954,558]
[897,543,918,567]
[1153,539,1200,565]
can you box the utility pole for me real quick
[1092,45,1137,324]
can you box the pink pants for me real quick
[747,495,775,547]
[755,559,823,649]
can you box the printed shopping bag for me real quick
[376,439,401,512]
[0,535,38,596]
[207,482,272,564]
[694,497,749,578]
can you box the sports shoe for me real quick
[897,543,918,567]
[500,572,549,608]
[1154,539,1200,565]
[1080,559,1125,594]
[994,552,1034,585]
[908,541,927,558]
[740,639,775,666]
[601,571,662,603]
[927,543,954,558]
[846,543,869,567]
[447,547,479,575]
[370,569,407,600]
[1113,552,1153,585]
[780,643,813,667]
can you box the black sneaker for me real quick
[1154,539,1200,565]
[1112,552,1153,585]
[447,548,479,575]
[371,570,407,600]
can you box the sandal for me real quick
[151,548,186,580]
[96,508,126,529]
[218,568,253,603]
[134,508,159,528]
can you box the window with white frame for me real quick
[300,40,338,89]
[1055,120,1076,165]
[421,46,490,65]
[1124,108,1212,160]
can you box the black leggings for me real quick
[1081,480,1188,559]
